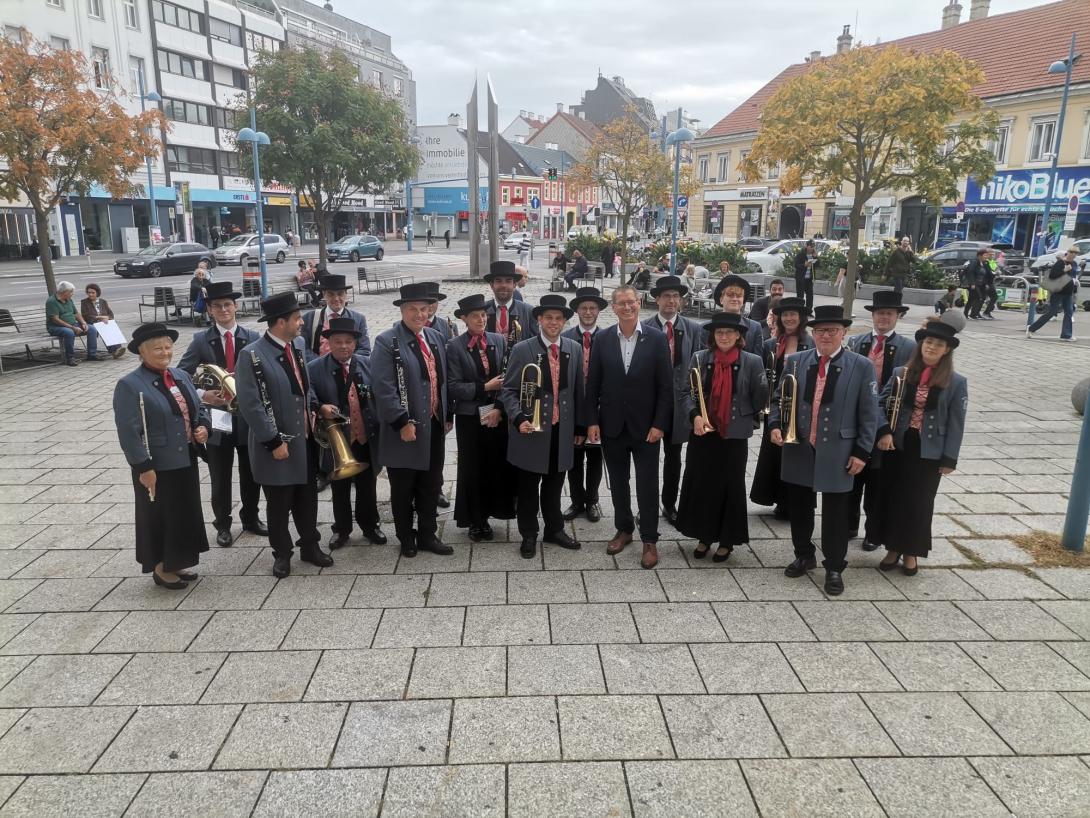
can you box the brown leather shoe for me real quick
[641,543,659,569]
[606,530,633,555]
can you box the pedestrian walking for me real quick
[426,228,434,247]
[1027,248,1078,341]
[793,240,819,311]
[885,236,914,293]
[444,229,451,249]
[518,232,532,268]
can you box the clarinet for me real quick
[500,317,521,375]
[250,349,296,443]
[392,337,418,426]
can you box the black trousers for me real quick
[982,283,997,315]
[262,440,320,559]
[602,431,661,544]
[387,418,445,545]
[892,276,905,294]
[795,276,814,311]
[783,481,852,572]
[964,285,981,317]
[661,439,683,511]
[206,433,261,531]
[848,462,882,544]
[330,439,379,534]
[567,442,603,508]
[517,423,565,538]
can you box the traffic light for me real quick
[548,168,557,180]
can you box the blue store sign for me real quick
[964,166,1090,214]
[422,187,489,215]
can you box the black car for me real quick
[114,242,216,278]
[736,237,770,251]
[939,241,1025,274]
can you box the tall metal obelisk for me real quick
[486,76,500,264]
[467,80,480,279]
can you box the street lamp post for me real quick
[137,71,162,244]
[406,134,421,252]
[665,127,694,275]
[236,108,271,297]
[1037,33,1080,259]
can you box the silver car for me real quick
[214,233,289,266]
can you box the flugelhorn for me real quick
[314,411,367,480]
[193,364,238,413]
[689,365,714,432]
[520,358,543,433]
[779,360,799,444]
[885,374,906,430]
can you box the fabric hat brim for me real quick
[532,304,575,320]
[864,304,910,314]
[392,295,438,306]
[127,327,179,354]
[320,327,362,339]
[454,305,488,319]
[650,282,689,297]
[570,295,608,309]
[806,317,853,328]
[772,302,810,316]
[914,326,960,349]
[206,290,242,301]
[483,271,520,283]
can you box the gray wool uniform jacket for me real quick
[685,349,769,439]
[177,322,260,444]
[878,366,968,469]
[234,333,319,486]
[446,331,506,416]
[768,347,880,494]
[301,306,371,361]
[846,330,917,390]
[369,322,450,471]
[485,298,539,341]
[113,366,210,473]
[500,334,584,475]
[306,351,382,472]
[642,314,707,445]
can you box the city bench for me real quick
[358,265,413,293]
[0,305,87,374]
[138,287,192,324]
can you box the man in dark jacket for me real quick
[564,250,589,290]
[962,249,989,320]
[749,278,784,339]
[884,237,914,293]
[601,240,614,278]
[1027,248,1078,341]
[793,240,819,311]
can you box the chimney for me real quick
[808,50,821,62]
[556,102,563,113]
[520,109,527,118]
[836,25,852,55]
[969,0,989,20]
[447,113,461,127]
[942,0,962,29]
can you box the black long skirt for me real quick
[453,413,516,527]
[750,421,785,508]
[676,434,750,546]
[132,457,209,573]
[877,429,942,557]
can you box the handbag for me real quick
[193,292,206,312]
[1040,262,1075,294]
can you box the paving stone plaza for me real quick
[1,261,1089,816]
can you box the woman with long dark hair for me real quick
[875,313,967,575]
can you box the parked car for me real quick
[503,230,533,250]
[327,234,384,263]
[566,225,597,239]
[214,233,289,266]
[114,242,215,278]
[933,241,1025,274]
[744,238,840,275]
[735,236,771,251]
[1030,237,1090,277]
[920,245,981,278]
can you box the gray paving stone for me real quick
[953,537,1035,565]
[394,547,470,573]
[625,760,758,817]
[408,646,506,698]
[713,600,816,641]
[371,606,465,647]
[279,608,381,650]
[449,696,560,763]
[0,653,129,707]
[507,571,586,604]
[690,643,805,693]
[124,771,266,818]
[956,600,1081,640]
[95,652,226,706]
[762,693,900,757]
[0,706,133,774]
[177,576,276,610]
[508,761,631,818]
[0,525,47,549]
[303,648,413,701]
[214,701,347,769]
[781,642,902,692]
[243,549,321,577]
[470,542,543,573]
[316,544,399,575]
[953,568,1063,600]
[559,694,673,761]
[345,573,430,608]
[93,610,213,654]
[541,542,617,571]
[661,694,786,759]
[187,610,299,652]
[874,600,992,640]
[548,603,638,644]
[583,570,666,603]
[261,574,354,609]
[732,568,824,600]
[961,641,1090,691]
[332,699,451,766]
[381,764,504,818]
[0,777,21,809]
[856,757,1011,818]
[507,645,605,696]
[864,692,1011,755]
[0,554,43,583]
[792,601,904,641]
[91,576,198,612]
[94,704,241,772]
[598,644,703,697]
[427,571,506,606]
[11,550,113,579]
[1052,641,1090,678]
[870,642,1000,692]
[630,602,727,643]
[201,650,320,704]
[883,569,984,601]
[1035,567,1090,600]
[741,758,884,818]
[253,769,385,818]
[971,755,1090,818]
[0,655,30,690]
[1037,600,1090,639]
[965,691,1090,754]
[462,603,550,645]
[0,611,123,655]
[655,568,746,602]
[0,773,146,818]
[3,578,119,613]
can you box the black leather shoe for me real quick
[242,519,269,537]
[861,540,881,552]
[400,540,417,558]
[272,557,291,578]
[153,572,188,590]
[543,530,581,550]
[468,525,483,543]
[300,547,334,568]
[479,523,494,541]
[216,528,233,548]
[419,537,453,556]
[562,504,584,521]
[847,529,859,540]
[520,537,537,558]
[361,526,387,545]
[662,506,679,526]
[176,571,198,582]
[772,505,790,520]
[316,475,330,493]
[784,555,817,578]
[586,503,602,523]
[824,570,845,596]
[328,533,350,550]
[437,492,451,509]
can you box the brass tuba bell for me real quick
[315,415,367,480]
[779,361,799,444]
[193,364,239,413]
[519,360,543,433]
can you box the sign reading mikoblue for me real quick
[422,187,489,214]
[964,166,1090,214]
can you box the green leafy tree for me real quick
[741,45,997,315]
[242,48,419,262]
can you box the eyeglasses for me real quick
[613,301,640,308]
[812,327,843,336]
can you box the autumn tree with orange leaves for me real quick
[0,33,165,293]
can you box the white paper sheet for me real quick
[210,409,233,433]
[94,320,125,347]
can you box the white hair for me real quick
[56,281,75,293]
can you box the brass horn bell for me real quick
[315,416,367,480]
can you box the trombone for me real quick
[885,374,906,430]
[779,360,799,444]
[689,366,714,432]
[519,359,543,433]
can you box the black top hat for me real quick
[392,281,438,306]
[532,293,574,320]
[703,311,747,334]
[128,322,179,354]
[424,280,447,301]
[806,304,852,328]
[713,274,752,303]
[570,286,608,309]
[484,260,519,282]
[320,316,362,339]
[204,280,241,302]
[318,273,351,291]
[258,291,302,323]
[772,296,810,316]
[864,289,909,315]
[915,317,961,349]
[650,275,689,297]
[454,293,488,319]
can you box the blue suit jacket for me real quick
[585,324,673,439]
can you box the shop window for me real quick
[1028,118,1057,163]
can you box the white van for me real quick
[566,225,598,239]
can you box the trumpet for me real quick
[519,358,543,433]
[779,360,799,444]
[885,374,906,430]
[689,366,714,432]
[314,411,367,480]
[193,364,238,413]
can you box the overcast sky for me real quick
[336,0,1044,131]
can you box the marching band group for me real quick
[113,260,968,595]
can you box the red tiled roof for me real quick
[703,0,1090,139]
